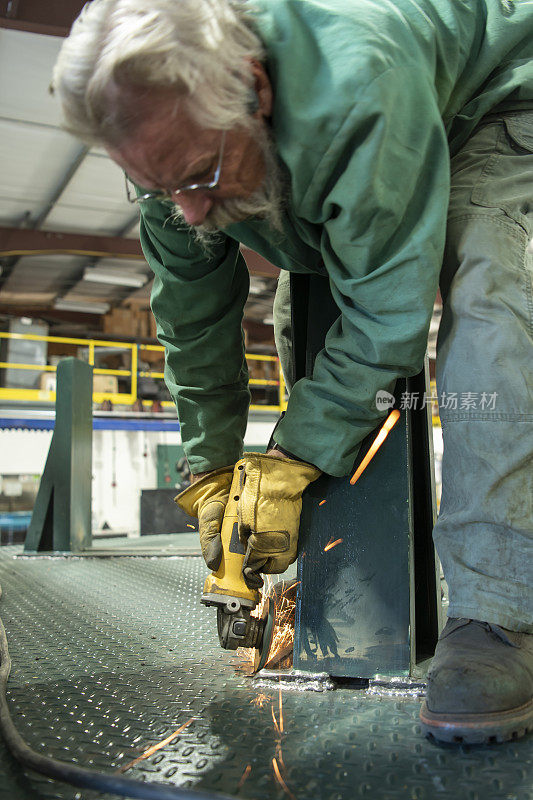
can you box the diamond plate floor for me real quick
[0,543,530,800]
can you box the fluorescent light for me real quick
[83,267,147,288]
[54,298,110,314]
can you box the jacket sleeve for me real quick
[139,201,251,474]
[274,66,450,476]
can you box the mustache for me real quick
[200,185,282,231]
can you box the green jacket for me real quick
[140,0,533,476]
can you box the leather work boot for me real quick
[420,618,533,744]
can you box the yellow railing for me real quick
[137,345,286,413]
[0,333,286,413]
[429,379,441,427]
[246,353,287,412]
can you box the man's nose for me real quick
[173,192,214,226]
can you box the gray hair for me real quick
[52,0,264,144]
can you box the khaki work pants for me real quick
[273,111,533,633]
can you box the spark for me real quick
[318,499,327,506]
[271,703,281,737]
[272,757,296,800]
[251,693,270,708]
[270,663,291,797]
[324,538,343,552]
[118,718,192,772]
[237,764,252,789]
[350,409,401,486]
[280,581,300,597]
[241,577,296,669]
[186,524,195,529]
[276,745,286,773]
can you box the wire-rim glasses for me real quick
[125,130,227,204]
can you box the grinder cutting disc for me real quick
[253,597,275,673]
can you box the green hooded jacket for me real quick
[139,0,533,476]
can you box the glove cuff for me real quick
[241,452,321,496]
[175,465,234,518]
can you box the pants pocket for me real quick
[503,111,533,152]
[470,113,533,235]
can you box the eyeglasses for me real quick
[125,130,227,204]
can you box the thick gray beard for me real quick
[170,122,285,251]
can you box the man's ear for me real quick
[249,58,273,118]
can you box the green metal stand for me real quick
[291,274,440,678]
[24,358,93,553]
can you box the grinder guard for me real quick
[215,597,275,671]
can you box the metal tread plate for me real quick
[0,545,530,800]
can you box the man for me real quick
[53,0,532,743]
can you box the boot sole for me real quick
[420,699,533,744]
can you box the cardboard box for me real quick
[139,348,164,367]
[133,309,149,338]
[93,375,118,394]
[39,372,56,392]
[103,308,154,339]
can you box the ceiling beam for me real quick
[0,226,145,261]
[0,227,281,277]
[0,305,102,326]
[0,0,85,37]
[0,305,276,346]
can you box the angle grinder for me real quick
[201,459,275,672]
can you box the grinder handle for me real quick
[202,459,258,605]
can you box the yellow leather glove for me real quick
[237,452,321,586]
[175,466,233,570]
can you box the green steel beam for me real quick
[24,358,93,553]
[291,274,440,678]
